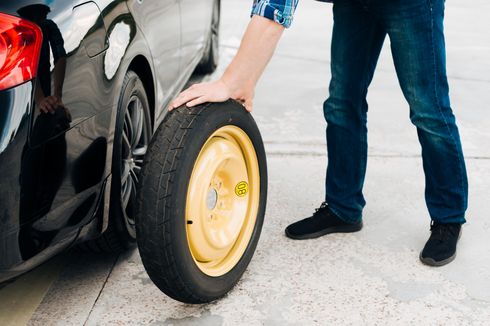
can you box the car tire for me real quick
[135,100,267,303]
[79,71,151,253]
[195,0,220,75]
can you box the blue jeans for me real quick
[324,0,468,224]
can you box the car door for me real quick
[126,0,181,110]
[179,0,214,70]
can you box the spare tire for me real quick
[135,100,267,303]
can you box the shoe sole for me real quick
[285,222,363,240]
[419,252,457,267]
[419,229,462,267]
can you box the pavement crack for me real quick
[83,254,119,326]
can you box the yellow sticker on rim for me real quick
[235,181,248,197]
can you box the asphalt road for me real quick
[1,0,489,325]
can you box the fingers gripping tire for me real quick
[135,101,267,303]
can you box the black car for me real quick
[0,0,268,303]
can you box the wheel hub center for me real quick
[126,157,136,169]
[206,188,218,210]
[203,173,243,249]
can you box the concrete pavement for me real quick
[1,0,490,324]
[24,156,490,325]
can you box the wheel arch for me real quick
[128,55,155,129]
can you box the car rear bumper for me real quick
[0,82,37,274]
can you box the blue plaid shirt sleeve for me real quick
[251,0,299,28]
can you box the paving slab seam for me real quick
[222,44,490,83]
[266,151,490,160]
[82,254,120,326]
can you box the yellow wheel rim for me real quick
[185,125,260,277]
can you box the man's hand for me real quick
[169,79,254,112]
[170,79,232,110]
[37,95,63,114]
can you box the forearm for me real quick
[221,15,285,94]
[169,14,286,112]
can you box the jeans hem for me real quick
[328,205,363,224]
[431,216,467,225]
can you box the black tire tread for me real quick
[136,105,210,303]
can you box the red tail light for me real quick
[0,12,43,91]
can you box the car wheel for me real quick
[136,100,267,303]
[195,0,220,75]
[79,71,151,253]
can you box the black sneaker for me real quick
[420,222,462,267]
[285,203,363,240]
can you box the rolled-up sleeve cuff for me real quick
[251,0,297,28]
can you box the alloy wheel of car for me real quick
[113,72,151,244]
[136,100,267,303]
[121,95,149,227]
[78,71,150,253]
